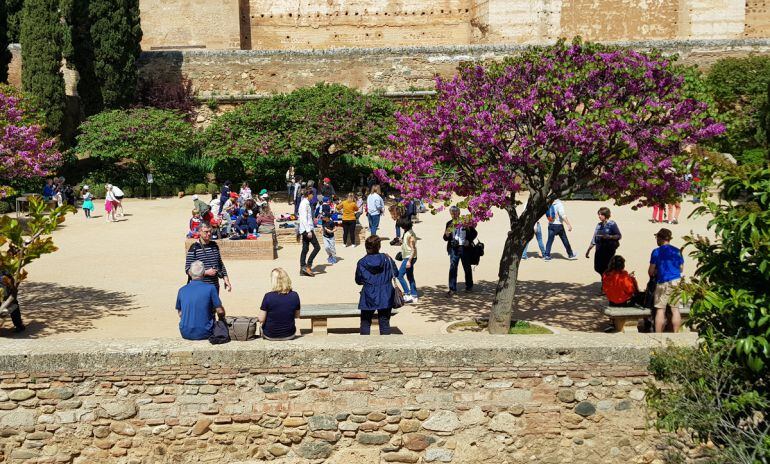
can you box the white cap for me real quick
[82,185,89,190]
[192,194,198,200]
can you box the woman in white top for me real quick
[104,184,118,223]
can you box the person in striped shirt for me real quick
[184,223,232,292]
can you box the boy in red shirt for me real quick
[602,255,644,306]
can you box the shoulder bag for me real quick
[225,316,259,341]
[384,253,405,309]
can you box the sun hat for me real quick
[259,188,268,195]
[192,194,198,200]
[323,177,330,183]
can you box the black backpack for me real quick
[209,320,231,344]
[467,240,485,266]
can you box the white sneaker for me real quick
[411,297,419,303]
[403,295,413,303]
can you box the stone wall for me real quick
[0,334,695,463]
[137,0,770,51]
[135,39,770,96]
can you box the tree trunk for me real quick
[488,193,548,334]
[488,221,525,334]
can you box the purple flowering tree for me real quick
[378,39,724,333]
[0,87,61,189]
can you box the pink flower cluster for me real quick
[0,92,62,181]
[378,41,724,224]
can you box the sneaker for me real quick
[544,256,552,261]
[446,290,456,298]
[403,295,413,303]
[465,287,473,293]
[567,254,578,260]
[521,255,528,260]
[353,244,358,248]
[300,266,315,277]
[671,219,679,225]
[411,297,419,303]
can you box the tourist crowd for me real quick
[175,170,686,342]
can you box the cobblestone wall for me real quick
[0,335,695,463]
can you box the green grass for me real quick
[508,320,552,335]
[447,319,552,334]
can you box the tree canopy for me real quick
[378,39,724,333]
[202,83,396,183]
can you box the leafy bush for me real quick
[207,183,218,195]
[135,74,197,120]
[184,184,195,195]
[193,183,208,195]
[89,183,106,199]
[0,201,12,214]
[705,56,770,164]
[647,167,770,463]
[202,83,396,189]
[75,108,211,194]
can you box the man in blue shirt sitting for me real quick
[176,260,226,340]
[648,228,684,333]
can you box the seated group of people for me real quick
[188,189,275,239]
[177,262,300,341]
[601,228,685,333]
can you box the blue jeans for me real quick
[360,309,392,335]
[448,247,473,292]
[545,223,574,258]
[367,213,381,235]
[397,258,418,297]
[523,222,546,258]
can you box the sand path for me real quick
[2,194,711,339]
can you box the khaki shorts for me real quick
[653,279,680,309]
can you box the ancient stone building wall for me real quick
[135,39,770,97]
[137,0,770,51]
[0,335,694,463]
[138,0,241,50]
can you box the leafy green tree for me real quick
[19,0,66,135]
[0,198,74,319]
[706,56,770,165]
[75,108,198,194]
[6,0,21,43]
[0,0,9,83]
[203,83,396,185]
[647,166,770,463]
[62,0,142,116]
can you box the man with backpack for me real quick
[544,198,578,261]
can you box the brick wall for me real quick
[0,335,695,463]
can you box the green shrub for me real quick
[207,183,218,195]
[184,184,195,195]
[122,186,133,198]
[0,201,12,214]
[194,183,208,195]
[202,83,396,187]
[90,183,106,199]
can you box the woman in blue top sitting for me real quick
[355,235,398,335]
[257,268,300,341]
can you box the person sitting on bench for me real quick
[602,255,645,307]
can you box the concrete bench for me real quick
[275,223,365,246]
[300,304,398,335]
[603,305,690,333]
[184,233,277,260]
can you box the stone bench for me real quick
[603,305,690,333]
[275,223,365,246]
[184,233,277,260]
[300,303,398,335]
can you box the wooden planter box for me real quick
[184,233,277,260]
[274,223,365,246]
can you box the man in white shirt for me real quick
[544,199,577,260]
[298,189,321,277]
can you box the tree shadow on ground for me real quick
[413,279,607,332]
[0,282,140,339]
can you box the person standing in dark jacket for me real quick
[218,181,232,215]
[443,206,478,297]
[585,207,622,280]
[355,236,398,335]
